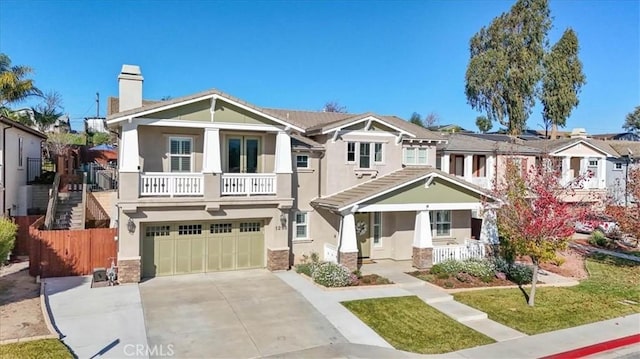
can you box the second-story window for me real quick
[359,142,371,168]
[374,143,383,163]
[473,155,486,177]
[169,137,192,172]
[404,147,428,165]
[296,155,309,169]
[614,162,623,170]
[18,137,24,169]
[347,142,356,162]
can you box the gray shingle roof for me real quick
[607,141,640,159]
[438,134,541,155]
[525,138,617,156]
[311,166,490,210]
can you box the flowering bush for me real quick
[0,218,17,265]
[430,259,495,281]
[492,257,533,285]
[312,262,353,287]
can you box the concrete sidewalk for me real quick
[570,242,640,262]
[44,276,149,359]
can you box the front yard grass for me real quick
[0,339,73,359]
[342,296,494,354]
[453,254,640,335]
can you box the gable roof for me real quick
[311,166,491,211]
[525,138,617,157]
[291,133,324,150]
[607,141,640,159]
[438,134,541,155]
[0,116,47,139]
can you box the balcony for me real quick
[140,173,204,197]
[221,173,277,196]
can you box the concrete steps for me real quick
[53,192,84,230]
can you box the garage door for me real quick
[142,221,265,277]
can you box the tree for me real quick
[45,132,85,161]
[0,53,41,107]
[31,91,64,132]
[322,101,347,113]
[424,112,440,128]
[623,106,640,134]
[409,112,424,127]
[541,28,586,140]
[608,166,640,245]
[465,0,551,135]
[475,116,493,133]
[90,132,112,146]
[494,158,589,306]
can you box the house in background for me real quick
[605,141,640,205]
[106,64,497,283]
[0,116,47,216]
[84,117,108,134]
[591,132,640,142]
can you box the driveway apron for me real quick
[139,269,346,358]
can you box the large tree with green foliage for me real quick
[623,106,640,134]
[475,116,492,133]
[0,53,41,107]
[409,112,424,127]
[32,91,64,132]
[541,28,586,140]
[465,0,551,135]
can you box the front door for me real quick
[355,213,371,258]
[227,137,260,173]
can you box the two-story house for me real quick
[107,65,496,283]
[605,141,640,205]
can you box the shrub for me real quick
[296,263,314,276]
[436,272,450,280]
[455,272,473,283]
[459,259,495,281]
[589,230,608,247]
[312,262,353,287]
[430,260,463,275]
[507,263,533,285]
[0,218,18,265]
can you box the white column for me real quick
[120,122,139,172]
[562,156,571,184]
[339,212,358,253]
[480,208,498,244]
[486,155,495,187]
[412,210,433,248]
[274,131,292,174]
[598,157,606,189]
[464,154,473,182]
[202,128,221,173]
[442,154,450,173]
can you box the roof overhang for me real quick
[321,115,416,139]
[551,139,614,157]
[106,93,305,133]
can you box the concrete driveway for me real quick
[139,269,346,358]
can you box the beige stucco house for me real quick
[107,65,496,282]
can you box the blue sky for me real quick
[1,0,638,134]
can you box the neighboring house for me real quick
[436,134,541,190]
[12,109,71,133]
[0,116,47,216]
[427,124,473,133]
[106,64,497,283]
[604,141,640,205]
[84,117,108,134]
[591,132,640,142]
[525,138,617,202]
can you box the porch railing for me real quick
[221,173,277,196]
[432,239,486,264]
[140,172,204,196]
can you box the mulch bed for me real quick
[408,271,516,289]
[354,274,393,286]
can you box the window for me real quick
[404,147,428,165]
[296,155,309,168]
[145,225,170,237]
[347,142,356,162]
[240,222,261,232]
[294,212,308,239]
[588,159,598,167]
[430,210,451,237]
[359,143,371,168]
[18,137,24,168]
[452,155,464,176]
[473,155,486,177]
[210,223,232,234]
[169,137,192,172]
[178,224,202,235]
[374,143,383,163]
[372,212,382,247]
[614,162,623,170]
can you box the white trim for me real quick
[372,211,382,248]
[202,128,222,173]
[357,202,481,212]
[431,210,452,237]
[337,172,493,212]
[551,139,614,157]
[321,115,416,138]
[339,212,358,253]
[413,210,433,248]
[274,131,293,174]
[168,136,194,172]
[107,93,305,132]
[341,130,398,138]
[125,118,285,132]
[293,211,309,240]
[295,154,310,169]
[120,122,139,172]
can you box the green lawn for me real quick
[342,296,494,354]
[453,254,640,335]
[0,339,72,359]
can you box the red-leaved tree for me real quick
[494,157,590,306]
[608,166,640,245]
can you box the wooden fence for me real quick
[13,215,43,256]
[29,216,118,278]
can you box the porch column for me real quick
[562,156,571,184]
[480,207,498,244]
[338,212,358,271]
[464,154,473,182]
[202,128,221,173]
[120,122,139,172]
[486,155,495,187]
[441,154,450,173]
[412,210,433,269]
[274,131,292,174]
[598,157,606,189]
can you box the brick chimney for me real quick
[117,64,143,112]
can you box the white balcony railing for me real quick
[471,176,490,189]
[221,173,277,196]
[140,172,204,196]
[432,239,486,264]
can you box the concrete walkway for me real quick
[43,276,149,359]
[571,242,640,262]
